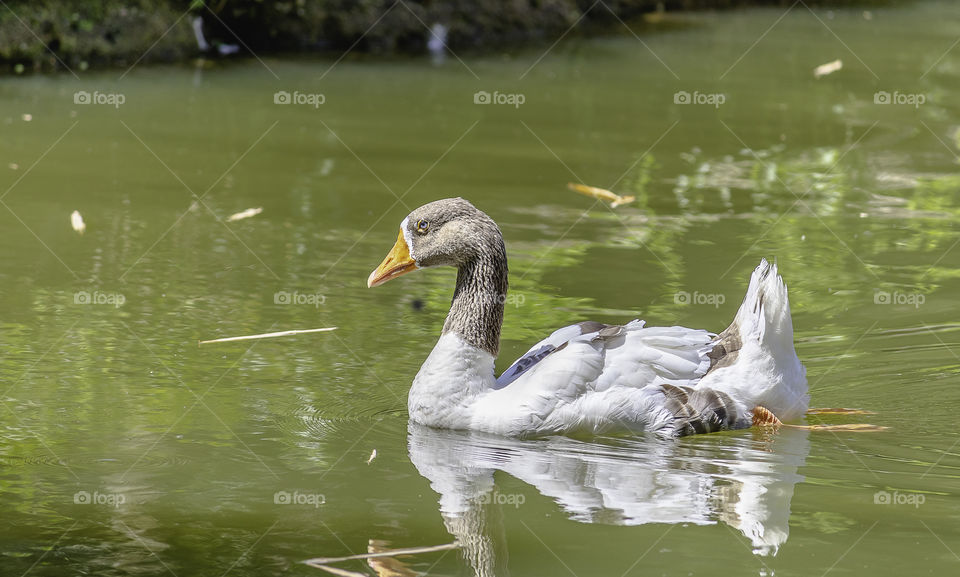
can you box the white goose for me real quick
[368,198,807,437]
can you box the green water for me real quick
[2,2,960,575]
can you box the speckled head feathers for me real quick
[402,198,504,269]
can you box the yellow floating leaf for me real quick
[567,182,635,208]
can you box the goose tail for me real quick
[699,259,808,422]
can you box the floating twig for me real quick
[807,407,875,416]
[199,327,337,345]
[226,207,264,222]
[799,423,889,432]
[304,542,460,567]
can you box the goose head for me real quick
[367,198,509,356]
[367,198,505,288]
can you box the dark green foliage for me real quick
[0,0,909,74]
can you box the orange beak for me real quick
[367,228,418,288]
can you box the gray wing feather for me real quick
[495,321,619,388]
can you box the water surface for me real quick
[2,2,960,575]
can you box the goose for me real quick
[367,198,808,437]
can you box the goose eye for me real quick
[416,219,429,234]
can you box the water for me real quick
[2,2,960,575]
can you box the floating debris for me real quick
[304,542,460,569]
[367,540,418,577]
[21,113,32,122]
[8,163,18,170]
[308,565,365,577]
[807,407,875,416]
[754,405,887,432]
[813,59,843,79]
[567,182,635,208]
[801,423,889,432]
[70,210,86,234]
[366,449,377,465]
[319,158,335,177]
[199,327,337,345]
[226,207,263,222]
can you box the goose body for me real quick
[368,198,807,438]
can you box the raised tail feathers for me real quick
[700,259,808,422]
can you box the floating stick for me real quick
[199,327,337,345]
[304,542,460,567]
[806,407,875,416]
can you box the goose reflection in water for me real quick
[408,423,809,576]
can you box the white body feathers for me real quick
[408,259,807,437]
